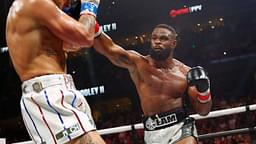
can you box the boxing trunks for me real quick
[21,74,96,144]
[143,109,198,144]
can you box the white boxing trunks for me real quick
[143,109,198,144]
[20,74,96,144]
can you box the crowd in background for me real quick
[1,88,255,144]
[95,86,256,144]
[0,71,255,143]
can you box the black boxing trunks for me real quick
[143,109,187,131]
[143,109,198,144]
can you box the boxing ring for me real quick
[12,104,256,144]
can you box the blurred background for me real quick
[0,0,256,143]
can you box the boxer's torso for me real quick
[130,56,189,116]
[6,0,66,81]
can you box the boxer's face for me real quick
[150,27,177,61]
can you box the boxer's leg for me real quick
[176,136,197,144]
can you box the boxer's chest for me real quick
[140,66,188,96]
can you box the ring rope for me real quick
[199,126,256,139]
[13,104,256,144]
[98,104,256,135]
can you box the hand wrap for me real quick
[80,0,100,17]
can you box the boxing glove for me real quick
[80,0,100,17]
[95,21,102,38]
[187,66,210,92]
[187,66,211,103]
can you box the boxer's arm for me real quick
[188,86,212,116]
[185,65,212,116]
[31,0,95,50]
[94,32,140,69]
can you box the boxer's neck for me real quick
[151,57,174,70]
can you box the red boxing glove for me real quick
[197,89,211,103]
[95,21,102,38]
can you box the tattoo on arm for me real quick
[79,15,95,30]
[116,54,132,66]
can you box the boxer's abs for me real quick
[14,54,66,81]
[141,96,183,116]
[8,38,66,81]
[8,37,66,81]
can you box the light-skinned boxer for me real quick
[6,0,105,143]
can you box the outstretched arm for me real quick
[94,32,140,70]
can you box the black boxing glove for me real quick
[187,66,211,103]
[187,66,210,92]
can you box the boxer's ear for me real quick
[171,39,177,47]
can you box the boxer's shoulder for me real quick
[172,59,190,73]
[126,50,144,60]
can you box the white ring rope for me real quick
[199,126,256,139]
[98,104,256,135]
[13,104,256,144]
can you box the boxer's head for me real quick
[150,24,177,61]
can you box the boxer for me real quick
[6,0,105,143]
[93,24,212,144]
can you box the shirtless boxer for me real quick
[6,0,105,143]
[93,24,212,144]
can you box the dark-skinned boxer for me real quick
[93,24,212,144]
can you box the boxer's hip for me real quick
[21,74,76,94]
[143,108,188,131]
